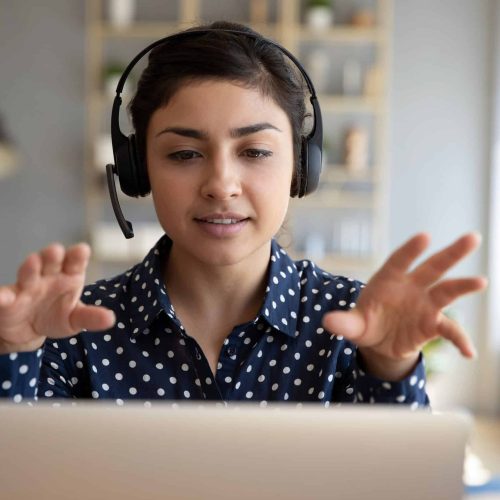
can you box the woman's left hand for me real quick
[321,233,487,381]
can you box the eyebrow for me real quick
[155,122,281,139]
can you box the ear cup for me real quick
[304,138,322,195]
[129,134,151,196]
[115,134,150,197]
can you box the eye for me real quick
[242,149,273,159]
[168,150,202,161]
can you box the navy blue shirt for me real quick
[0,236,428,407]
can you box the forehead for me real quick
[148,79,291,132]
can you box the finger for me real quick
[377,233,430,278]
[436,313,476,358]
[62,243,91,275]
[40,243,65,276]
[429,276,488,309]
[322,309,366,342]
[68,303,116,333]
[17,252,42,290]
[410,233,481,287]
[0,286,16,307]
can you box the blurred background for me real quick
[0,0,499,463]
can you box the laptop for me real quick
[0,403,471,500]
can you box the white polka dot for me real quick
[344,347,353,355]
[181,363,189,371]
[115,373,123,380]
[294,379,302,386]
[258,375,265,382]
[303,316,310,323]
[246,391,253,399]
[410,375,418,386]
[283,367,290,374]
[29,378,37,388]
[225,376,232,383]
[129,387,137,395]
[91,391,99,399]
[2,380,12,390]
[318,391,325,399]
[102,359,110,366]
[418,379,425,389]
[129,360,136,368]
[102,383,109,391]
[396,395,406,403]
[157,388,165,396]
[143,374,151,382]
[184,390,190,398]
[382,382,392,390]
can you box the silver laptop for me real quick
[0,403,471,500]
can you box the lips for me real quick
[194,212,250,237]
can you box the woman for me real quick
[0,21,486,405]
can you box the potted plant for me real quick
[305,0,334,30]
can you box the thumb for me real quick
[322,309,366,341]
[69,303,116,333]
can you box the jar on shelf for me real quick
[305,0,334,30]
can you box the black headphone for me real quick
[106,28,323,239]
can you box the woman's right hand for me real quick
[0,243,116,354]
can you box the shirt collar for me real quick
[257,240,301,338]
[126,235,177,338]
[125,236,301,340]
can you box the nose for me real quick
[200,154,242,200]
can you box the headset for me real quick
[106,28,323,239]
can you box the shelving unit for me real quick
[84,0,392,282]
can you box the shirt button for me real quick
[227,347,236,357]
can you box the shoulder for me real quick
[80,234,170,310]
[81,265,138,310]
[293,256,365,308]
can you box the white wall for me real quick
[390,0,494,410]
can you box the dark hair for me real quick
[128,20,308,195]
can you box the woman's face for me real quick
[146,79,294,268]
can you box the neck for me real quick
[163,241,271,331]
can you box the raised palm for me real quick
[0,243,115,353]
[322,233,486,378]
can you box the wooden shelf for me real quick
[297,26,383,44]
[319,95,383,113]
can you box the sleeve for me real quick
[333,348,429,408]
[36,338,88,399]
[0,337,87,401]
[0,349,43,402]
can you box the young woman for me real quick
[0,21,486,405]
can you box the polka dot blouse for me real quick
[0,236,428,407]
